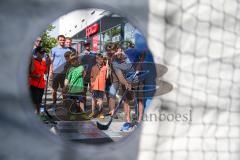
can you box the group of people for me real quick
[29,34,147,131]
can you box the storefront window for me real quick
[73,23,134,53]
[99,25,122,53]
[124,23,135,44]
[99,33,105,53]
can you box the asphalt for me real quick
[41,88,137,144]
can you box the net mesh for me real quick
[139,0,240,160]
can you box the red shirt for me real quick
[29,59,47,89]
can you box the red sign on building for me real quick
[86,23,99,37]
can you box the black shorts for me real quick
[132,82,145,98]
[51,73,65,90]
[66,92,84,103]
[30,86,44,104]
[92,90,104,99]
[121,82,145,100]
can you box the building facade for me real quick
[71,14,137,54]
[50,9,139,54]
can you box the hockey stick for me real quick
[96,71,139,130]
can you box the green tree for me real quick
[41,25,57,54]
[105,26,121,38]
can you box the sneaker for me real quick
[120,122,133,132]
[98,113,105,119]
[88,112,95,118]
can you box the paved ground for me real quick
[42,88,137,144]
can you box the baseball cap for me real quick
[34,47,46,54]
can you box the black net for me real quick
[139,0,240,160]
